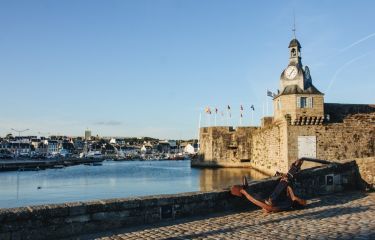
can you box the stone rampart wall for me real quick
[287,114,375,165]
[195,112,374,176]
[353,157,375,190]
[194,127,257,167]
[0,162,360,240]
[250,122,287,175]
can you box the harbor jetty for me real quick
[0,158,103,172]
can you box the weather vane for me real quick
[292,11,296,39]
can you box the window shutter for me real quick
[307,97,311,108]
[297,97,301,108]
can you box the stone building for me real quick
[192,37,375,175]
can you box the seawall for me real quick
[0,161,363,240]
[0,158,103,172]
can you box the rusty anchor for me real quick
[231,158,332,213]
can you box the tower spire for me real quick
[292,11,296,39]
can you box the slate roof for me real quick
[289,38,301,48]
[278,84,323,96]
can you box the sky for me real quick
[0,0,374,139]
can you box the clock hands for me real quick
[289,68,296,77]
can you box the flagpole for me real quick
[229,110,231,126]
[227,105,230,126]
[197,112,201,151]
[262,102,265,117]
[251,110,254,126]
[206,113,209,127]
[239,105,243,127]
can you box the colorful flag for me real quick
[240,105,243,111]
[240,113,243,118]
[215,108,218,114]
[251,105,255,111]
[267,90,273,97]
[205,107,211,114]
[227,105,231,110]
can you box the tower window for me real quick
[300,97,307,108]
[291,48,297,57]
[297,97,313,108]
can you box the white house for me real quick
[184,144,196,154]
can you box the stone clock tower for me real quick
[273,38,325,125]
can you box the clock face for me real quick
[285,66,298,80]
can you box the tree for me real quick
[5,133,13,139]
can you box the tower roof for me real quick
[277,84,323,96]
[288,38,301,48]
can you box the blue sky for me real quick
[0,0,374,139]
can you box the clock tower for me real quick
[273,37,325,125]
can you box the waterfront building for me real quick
[0,142,32,157]
[157,140,171,153]
[47,140,59,155]
[141,144,153,154]
[193,36,375,175]
[119,146,140,156]
[61,141,75,155]
[85,130,92,140]
[30,138,41,150]
[73,138,85,152]
[184,144,196,154]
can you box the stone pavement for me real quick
[91,192,375,240]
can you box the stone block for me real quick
[141,198,158,207]
[102,198,126,211]
[156,197,174,206]
[46,204,69,218]
[85,200,107,213]
[68,202,86,216]
[65,214,90,223]
[124,216,144,226]
[91,210,130,221]
[120,199,141,210]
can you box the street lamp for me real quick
[11,128,30,158]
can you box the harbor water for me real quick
[0,160,267,208]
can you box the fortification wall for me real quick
[194,111,374,178]
[193,127,257,167]
[352,157,375,190]
[287,113,375,169]
[250,122,288,175]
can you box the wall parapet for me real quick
[0,161,363,240]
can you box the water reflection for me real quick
[199,168,268,191]
[0,160,268,208]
